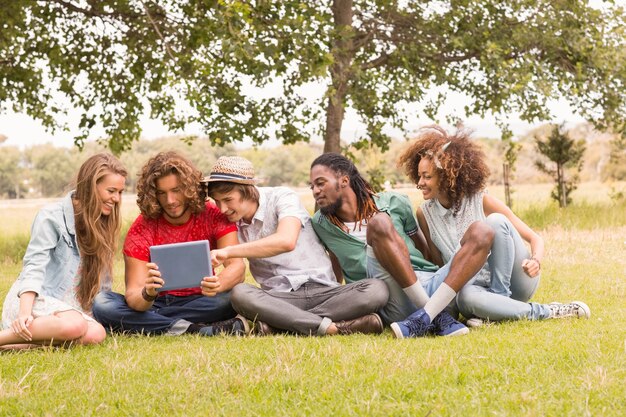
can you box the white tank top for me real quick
[421,191,490,284]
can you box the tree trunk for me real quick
[503,162,511,207]
[557,162,567,208]
[323,0,354,154]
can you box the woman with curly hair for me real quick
[397,126,590,325]
[1,153,127,349]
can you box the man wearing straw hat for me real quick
[204,156,388,336]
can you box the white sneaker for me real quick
[548,301,591,319]
[465,318,495,328]
[466,318,484,328]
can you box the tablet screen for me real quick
[149,240,213,292]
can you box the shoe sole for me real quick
[235,314,251,335]
[390,323,405,339]
[572,301,591,319]
[441,326,470,337]
[465,318,484,328]
[370,313,384,334]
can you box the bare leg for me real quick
[366,213,418,287]
[77,321,107,345]
[392,221,494,338]
[0,310,89,348]
[422,221,495,320]
[443,221,494,291]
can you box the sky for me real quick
[0,90,586,150]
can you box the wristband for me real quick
[141,287,158,302]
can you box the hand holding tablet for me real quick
[149,240,214,292]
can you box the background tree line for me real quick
[1,122,624,200]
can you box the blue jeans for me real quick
[456,214,551,321]
[92,291,236,335]
[365,246,451,324]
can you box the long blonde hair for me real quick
[73,153,127,310]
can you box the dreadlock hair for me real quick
[310,153,379,230]
[397,125,490,215]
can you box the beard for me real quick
[163,202,190,220]
[319,194,343,216]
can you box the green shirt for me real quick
[312,191,438,283]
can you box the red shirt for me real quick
[123,201,237,296]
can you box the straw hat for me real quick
[203,156,258,185]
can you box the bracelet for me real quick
[141,287,158,302]
[530,257,541,269]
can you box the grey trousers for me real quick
[230,279,389,335]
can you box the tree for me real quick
[500,127,522,207]
[25,145,79,197]
[0,146,25,198]
[240,143,321,186]
[602,134,626,181]
[2,1,625,155]
[534,124,586,208]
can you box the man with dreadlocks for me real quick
[310,153,495,338]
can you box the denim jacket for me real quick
[15,192,83,299]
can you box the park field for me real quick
[0,182,625,416]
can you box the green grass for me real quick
[1,184,625,416]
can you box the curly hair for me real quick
[73,152,127,311]
[136,151,206,219]
[397,125,490,214]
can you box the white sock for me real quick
[402,282,430,308]
[424,283,456,319]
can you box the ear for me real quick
[340,175,349,188]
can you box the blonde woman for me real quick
[1,153,127,349]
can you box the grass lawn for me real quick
[1,182,625,416]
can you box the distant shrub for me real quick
[608,185,625,203]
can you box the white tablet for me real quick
[149,240,213,292]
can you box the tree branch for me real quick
[45,0,142,19]
[361,53,389,70]
[140,1,176,62]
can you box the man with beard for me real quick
[93,151,248,337]
[310,153,495,338]
[205,156,388,336]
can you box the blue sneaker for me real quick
[431,311,469,336]
[390,308,433,339]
